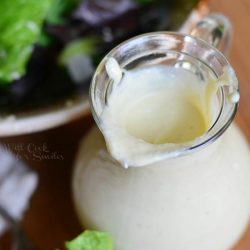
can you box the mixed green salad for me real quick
[0,0,198,113]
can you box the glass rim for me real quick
[89,31,239,158]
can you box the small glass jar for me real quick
[73,14,250,250]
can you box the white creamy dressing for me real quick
[101,58,238,167]
[73,58,250,250]
[74,124,250,250]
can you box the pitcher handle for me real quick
[190,13,232,55]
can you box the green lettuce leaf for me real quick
[59,38,99,65]
[46,0,79,25]
[0,0,54,83]
[65,230,113,250]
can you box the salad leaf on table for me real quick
[65,230,113,250]
[0,0,54,84]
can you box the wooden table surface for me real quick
[0,0,250,249]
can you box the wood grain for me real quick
[0,0,250,249]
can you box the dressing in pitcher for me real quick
[73,14,250,250]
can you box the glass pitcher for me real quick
[73,13,250,250]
